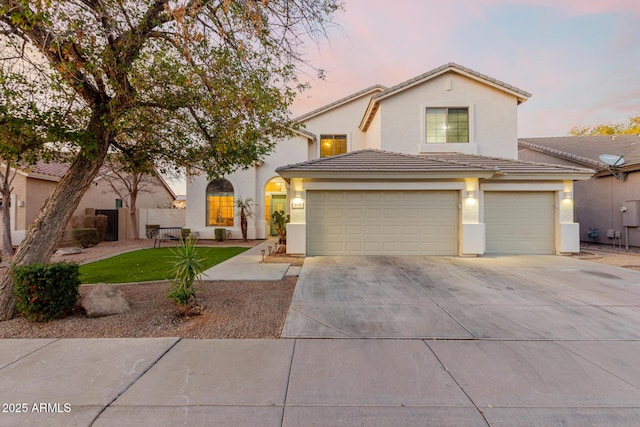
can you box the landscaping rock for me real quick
[82,283,130,318]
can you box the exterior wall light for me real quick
[463,190,477,199]
[561,191,573,200]
[292,191,304,209]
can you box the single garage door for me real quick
[306,190,458,255]
[484,191,554,255]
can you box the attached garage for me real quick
[484,191,554,255]
[277,149,594,257]
[307,190,458,255]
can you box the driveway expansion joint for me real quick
[89,337,182,426]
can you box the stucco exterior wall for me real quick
[302,93,372,157]
[518,147,640,247]
[24,177,57,228]
[74,175,174,216]
[365,109,382,149]
[185,135,309,240]
[7,172,175,245]
[137,208,186,239]
[574,174,640,247]
[9,173,28,231]
[378,72,519,158]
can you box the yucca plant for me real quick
[167,237,205,307]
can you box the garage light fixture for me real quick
[463,190,477,199]
[561,191,573,200]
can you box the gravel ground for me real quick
[0,238,297,339]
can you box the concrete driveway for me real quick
[283,255,640,339]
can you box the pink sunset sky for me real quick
[290,0,640,137]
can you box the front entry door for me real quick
[270,194,286,236]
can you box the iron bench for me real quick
[153,226,184,248]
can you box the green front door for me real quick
[270,194,286,236]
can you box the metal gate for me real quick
[95,209,119,241]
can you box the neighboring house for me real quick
[172,195,186,209]
[519,135,640,248]
[186,63,594,255]
[2,160,176,244]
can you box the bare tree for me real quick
[98,164,161,240]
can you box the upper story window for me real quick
[426,107,469,143]
[320,134,347,157]
[206,179,234,226]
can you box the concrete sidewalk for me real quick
[202,239,293,281]
[1,337,640,426]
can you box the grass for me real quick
[79,246,249,284]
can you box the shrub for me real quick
[167,237,204,306]
[271,210,290,246]
[72,228,100,248]
[214,228,226,241]
[71,214,108,241]
[95,215,108,239]
[13,263,80,322]
[70,215,93,228]
[181,228,191,239]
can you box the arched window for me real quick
[206,179,234,226]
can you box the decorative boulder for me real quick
[55,247,83,256]
[82,283,130,318]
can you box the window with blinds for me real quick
[320,134,347,157]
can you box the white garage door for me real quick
[484,191,554,255]
[306,191,458,255]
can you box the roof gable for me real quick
[374,63,531,104]
[295,85,387,122]
[360,63,531,131]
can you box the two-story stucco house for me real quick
[186,63,594,255]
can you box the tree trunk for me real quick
[240,212,248,242]
[1,198,12,256]
[1,165,14,256]
[129,187,139,240]
[0,132,111,320]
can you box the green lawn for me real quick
[79,246,248,284]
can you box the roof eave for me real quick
[374,66,531,104]
[295,85,386,122]
[24,172,61,182]
[277,170,496,180]
[485,172,595,181]
[359,99,380,132]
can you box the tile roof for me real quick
[278,149,489,173]
[20,160,114,181]
[519,135,640,170]
[277,149,593,177]
[294,85,387,122]
[27,161,70,178]
[421,152,593,175]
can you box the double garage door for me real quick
[307,190,458,255]
[306,190,555,256]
